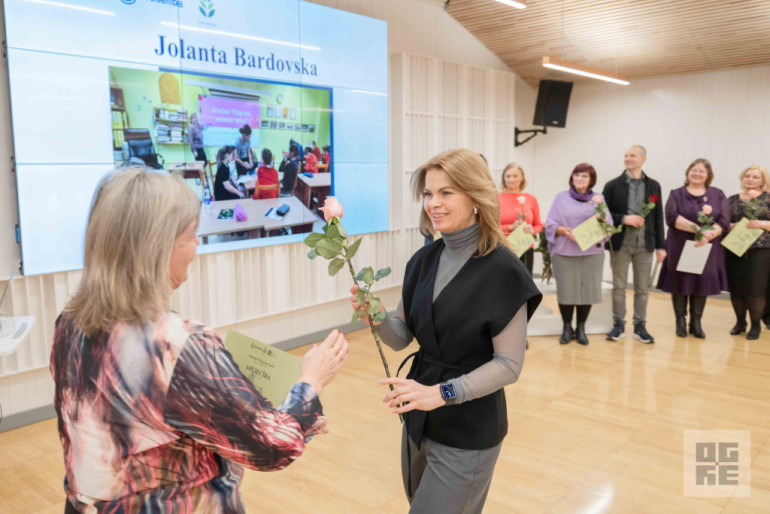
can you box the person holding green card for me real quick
[545,163,612,345]
[725,164,770,339]
[51,168,348,513]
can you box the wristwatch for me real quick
[439,382,456,401]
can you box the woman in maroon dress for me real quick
[656,158,729,338]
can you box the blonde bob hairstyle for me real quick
[500,163,527,191]
[411,148,508,257]
[64,168,200,335]
[739,164,770,192]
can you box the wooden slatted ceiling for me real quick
[445,0,770,86]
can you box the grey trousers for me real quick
[401,427,503,514]
[610,243,654,324]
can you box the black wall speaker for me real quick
[533,80,573,128]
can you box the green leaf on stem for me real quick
[315,238,343,259]
[304,232,324,248]
[374,267,391,281]
[337,224,347,238]
[351,309,366,323]
[356,289,367,307]
[307,248,318,259]
[326,223,341,242]
[373,310,387,323]
[328,258,345,276]
[356,266,374,285]
[346,238,362,260]
[366,297,381,316]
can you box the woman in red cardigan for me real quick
[499,163,542,274]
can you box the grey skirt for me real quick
[551,253,604,305]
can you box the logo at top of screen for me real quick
[120,0,136,4]
[199,0,214,17]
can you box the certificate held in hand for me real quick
[676,240,712,275]
[721,217,763,258]
[225,330,302,406]
[572,216,606,251]
[507,223,536,257]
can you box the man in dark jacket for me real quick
[602,145,666,343]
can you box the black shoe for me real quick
[575,322,589,345]
[675,316,687,337]
[730,321,747,335]
[689,319,706,339]
[634,322,654,344]
[560,323,573,345]
[747,323,761,340]
[606,320,625,341]
[764,316,770,330]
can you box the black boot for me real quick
[747,323,761,340]
[672,294,688,337]
[730,321,747,335]
[575,322,589,345]
[689,295,706,339]
[560,323,573,344]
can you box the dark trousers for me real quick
[193,147,207,163]
[65,500,78,514]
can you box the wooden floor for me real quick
[2,291,770,513]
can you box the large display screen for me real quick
[3,0,388,275]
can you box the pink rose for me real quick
[592,195,603,204]
[748,190,761,199]
[702,204,712,215]
[319,196,344,222]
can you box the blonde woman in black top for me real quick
[725,164,770,339]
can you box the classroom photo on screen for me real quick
[109,66,333,245]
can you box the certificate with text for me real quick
[508,224,536,257]
[721,217,762,258]
[572,216,605,251]
[224,330,302,406]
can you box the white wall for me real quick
[0,0,514,421]
[526,64,770,217]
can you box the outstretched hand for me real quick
[298,329,349,395]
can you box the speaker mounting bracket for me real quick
[514,126,547,147]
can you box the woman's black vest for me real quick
[401,240,542,450]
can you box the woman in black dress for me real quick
[725,164,770,339]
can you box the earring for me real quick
[473,207,479,215]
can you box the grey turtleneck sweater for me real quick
[377,224,527,404]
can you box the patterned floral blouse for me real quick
[728,192,770,249]
[51,313,325,513]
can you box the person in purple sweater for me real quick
[656,158,730,338]
[545,163,613,345]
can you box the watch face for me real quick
[440,383,456,400]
